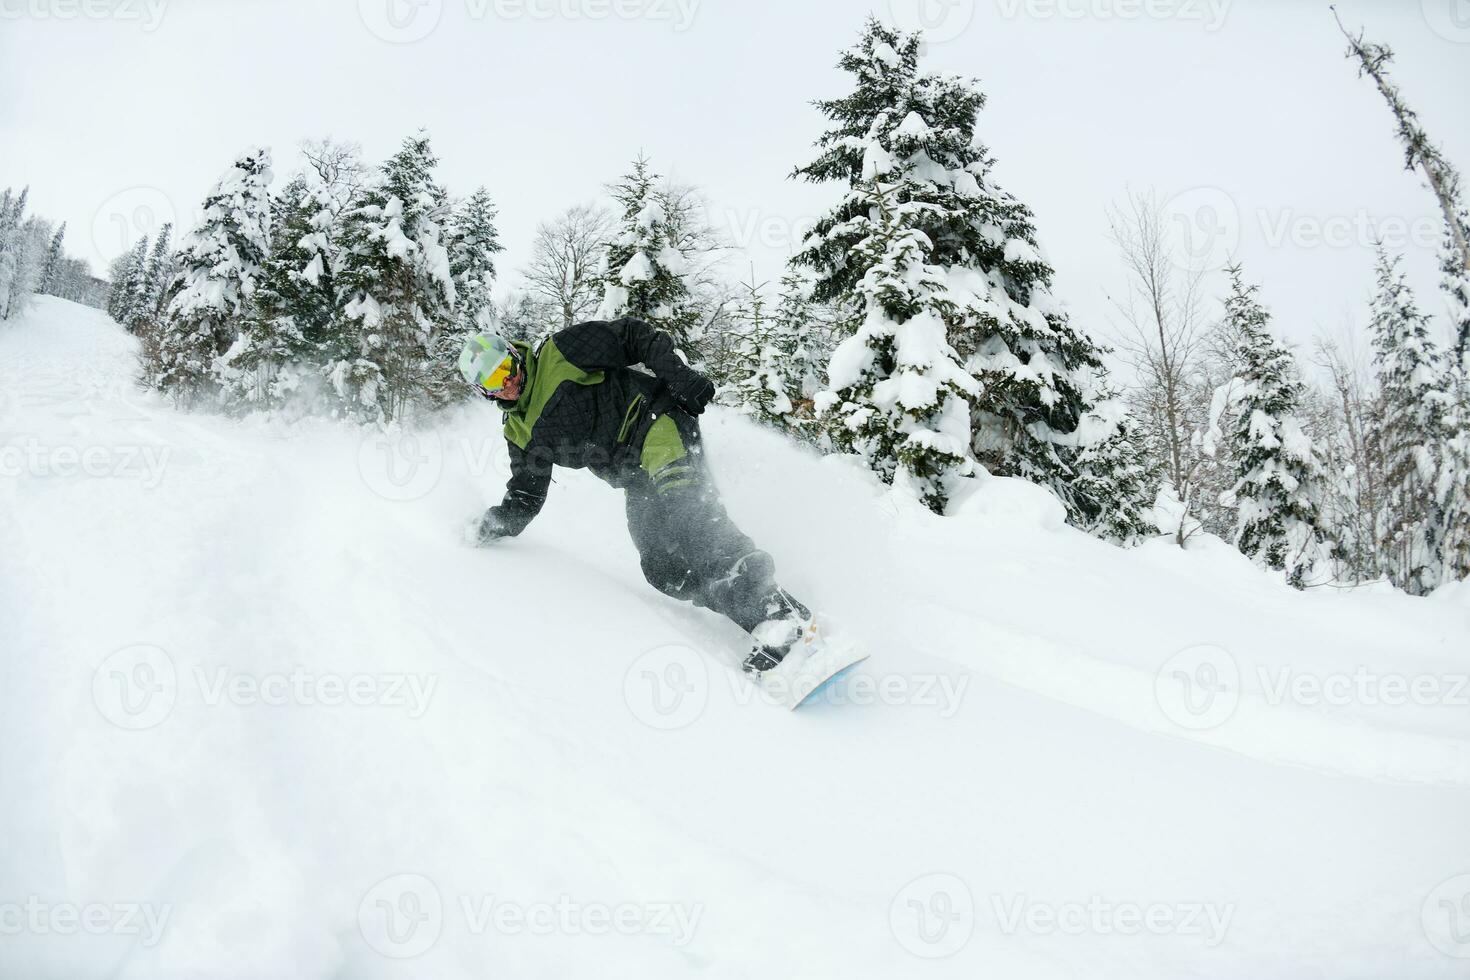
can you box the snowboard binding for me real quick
[742,588,813,676]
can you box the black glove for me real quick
[670,373,717,416]
[466,509,506,547]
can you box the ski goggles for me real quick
[458,334,521,396]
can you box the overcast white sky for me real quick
[3,0,1468,368]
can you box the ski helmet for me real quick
[458,333,522,396]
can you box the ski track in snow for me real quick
[4,297,1470,978]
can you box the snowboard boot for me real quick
[741,588,813,675]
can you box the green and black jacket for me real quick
[488,318,707,536]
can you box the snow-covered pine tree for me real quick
[106,250,134,322]
[813,176,978,512]
[155,147,274,401]
[1440,422,1470,587]
[726,273,801,430]
[792,18,1113,521]
[446,186,502,336]
[119,235,153,333]
[772,268,827,438]
[0,187,28,320]
[139,224,174,316]
[219,181,322,410]
[38,222,65,295]
[106,236,146,326]
[596,155,700,354]
[1368,248,1457,594]
[1067,388,1160,546]
[1338,14,1470,374]
[495,291,557,344]
[1218,265,1334,588]
[332,133,457,421]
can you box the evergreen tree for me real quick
[792,18,1113,520]
[156,147,274,401]
[0,187,31,320]
[773,269,827,401]
[38,222,65,295]
[596,155,699,353]
[772,268,827,439]
[495,291,556,344]
[813,177,978,512]
[727,274,794,429]
[119,235,153,333]
[139,224,174,315]
[1068,389,1160,546]
[106,250,134,322]
[1440,422,1470,587]
[446,187,503,335]
[107,236,148,326]
[1337,15,1470,374]
[214,174,343,410]
[1368,248,1457,594]
[1442,203,1470,376]
[332,133,457,421]
[723,270,826,439]
[1218,265,1333,588]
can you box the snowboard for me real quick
[752,615,870,710]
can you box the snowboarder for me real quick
[459,320,809,674]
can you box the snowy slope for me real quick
[3,296,1470,979]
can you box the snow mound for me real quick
[947,471,1068,530]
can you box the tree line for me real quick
[96,14,1469,595]
[0,189,108,319]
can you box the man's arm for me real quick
[554,317,716,413]
[477,442,552,541]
